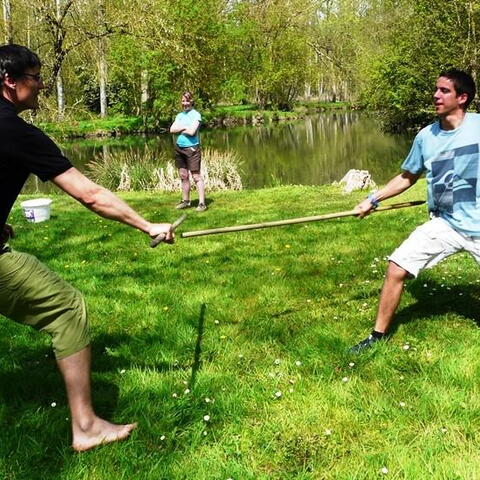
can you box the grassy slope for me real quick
[2,181,480,480]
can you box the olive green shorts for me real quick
[0,247,90,359]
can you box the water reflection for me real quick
[23,112,412,193]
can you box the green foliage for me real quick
[103,36,148,116]
[128,0,231,114]
[363,0,480,131]
[228,0,313,110]
[4,0,480,130]
[39,116,145,137]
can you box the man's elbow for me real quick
[399,171,419,188]
[406,173,420,187]
[78,184,105,210]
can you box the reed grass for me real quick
[87,147,243,192]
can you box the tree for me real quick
[228,0,314,109]
[108,0,230,116]
[97,0,108,117]
[2,0,12,44]
[26,0,119,119]
[364,0,480,131]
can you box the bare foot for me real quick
[72,417,137,452]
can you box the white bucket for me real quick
[20,198,52,223]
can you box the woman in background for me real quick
[169,92,206,212]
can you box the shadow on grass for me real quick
[0,339,120,480]
[389,280,480,336]
[91,305,206,375]
[188,198,214,210]
[90,332,189,373]
[189,303,206,389]
[0,303,209,479]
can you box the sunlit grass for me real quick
[2,180,480,479]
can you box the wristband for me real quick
[367,193,380,209]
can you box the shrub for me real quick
[86,146,243,192]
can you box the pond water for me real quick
[24,112,413,193]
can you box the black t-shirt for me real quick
[0,96,72,230]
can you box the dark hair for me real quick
[0,44,41,85]
[182,91,194,106]
[439,68,476,110]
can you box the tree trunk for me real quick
[99,46,108,117]
[304,82,311,100]
[57,74,65,119]
[55,0,65,118]
[98,0,108,118]
[140,69,149,113]
[26,11,31,47]
[2,0,13,44]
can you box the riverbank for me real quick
[38,101,352,139]
[7,182,480,479]
[22,112,412,195]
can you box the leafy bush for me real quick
[362,0,480,132]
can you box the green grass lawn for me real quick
[2,182,480,479]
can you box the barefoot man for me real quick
[0,44,174,451]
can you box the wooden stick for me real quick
[150,213,187,248]
[181,201,425,239]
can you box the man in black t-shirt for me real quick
[0,44,174,451]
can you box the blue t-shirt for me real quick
[402,112,480,236]
[175,109,201,147]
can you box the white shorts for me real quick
[389,217,480,278]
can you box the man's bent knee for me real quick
[386,260,411,281]
[46,289,91,360]
[0,250,90,360]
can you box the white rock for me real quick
[336,169,376,193]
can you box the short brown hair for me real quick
[182,91,195,106]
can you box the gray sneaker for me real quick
[196,203,207,212]
[176,200,191,210]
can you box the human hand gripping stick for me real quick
[150,214,187,247]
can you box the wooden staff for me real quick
[150,213,187,247]
[181,201,425,239]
